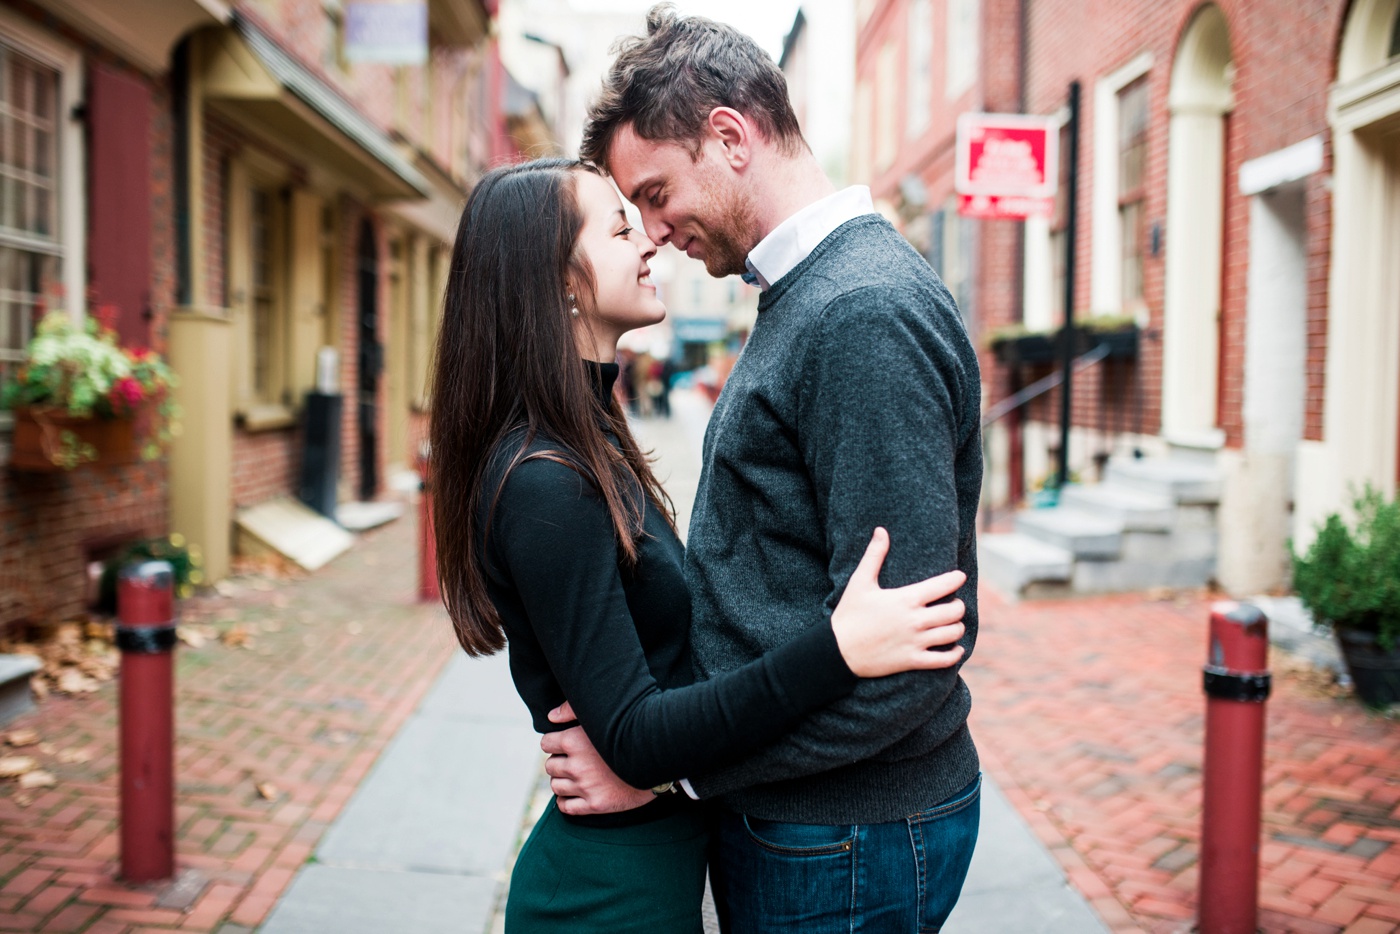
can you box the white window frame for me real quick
[1090,51,1152,316]
[906,0,933,139]
[946,0,979,100]
[0,6,85,324]
[0,8,84,433]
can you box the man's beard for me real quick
[695,181,758,278]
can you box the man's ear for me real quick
[706,107,752,170]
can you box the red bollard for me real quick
[117,560,177,883]
[1200,601,1270,934]
[418,445,440,603]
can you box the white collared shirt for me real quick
[743,186,877,291]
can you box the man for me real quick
[542,5,984,929]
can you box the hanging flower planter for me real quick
[3,312,179,472]
[9,406,139,471]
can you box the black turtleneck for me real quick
[478,360,858,823]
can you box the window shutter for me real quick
[87,62,151,348]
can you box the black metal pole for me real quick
[1058,81,1081,491]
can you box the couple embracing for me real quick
[428,6,984,932]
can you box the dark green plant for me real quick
[96,535,205,613]
[1291,485,1400,651]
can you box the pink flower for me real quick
[111,376,144,407]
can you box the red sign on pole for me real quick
[955,113,1058,219]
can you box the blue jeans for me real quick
[710,774,981,934]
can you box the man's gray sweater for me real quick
[686,214,983,824]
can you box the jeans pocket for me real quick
[910,775,982,933]
[742,815,856,856]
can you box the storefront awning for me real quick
[198,13,430,200]
[28,0,229,74]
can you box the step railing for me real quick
[980,342,1113,531]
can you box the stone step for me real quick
[1104,458,1221,505]
[979,533,1073,598]
[1014,507,1124,559]
[0,654,41,727]
[1059,483,1175,532]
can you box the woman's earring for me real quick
[568,293,579,318]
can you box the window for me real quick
[906,0,933,139]
[323,0,348,73]
[1117,77,1148,312]
[947,0,979,99]
[250,189,278,402]
[875,43,898,171]
[0,43,62,428]
[1049,122,1072,324]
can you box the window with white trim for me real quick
[0,29,78,434]
[1117,76,1149,312]
[906,0,933,139]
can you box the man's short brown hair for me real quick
[581,3,806,170]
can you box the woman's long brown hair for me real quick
[429,158,673,656]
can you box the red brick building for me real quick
[856,0,1400,595]
[0,0,502,629]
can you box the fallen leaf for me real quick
[55,670,100,694]
[0,756,37,778]
[18,770,55,790]
[57,748,91,764]
[13,793,31,808]
[5,729,39,747]
[177,626,208,649]
[220,626,249,648]
[255,781,278,800]
[214,580,237,597]
[347,621,363,635]
[36,743,55,755]
[29,677,49,701]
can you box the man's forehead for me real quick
[608,127,686,199]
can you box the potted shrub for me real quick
[2,311,180,471]
[1291,485,1400,708]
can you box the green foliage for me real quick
[1291,485,1400,651]
[2,312,181,464]
[97,534,206,612]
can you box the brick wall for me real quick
[1019,0,1346,452]
[0,26,175,628]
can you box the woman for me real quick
[428,159,969,933]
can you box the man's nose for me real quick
[641,210,671,245]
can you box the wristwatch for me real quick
[650,781,678,796]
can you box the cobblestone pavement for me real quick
[0,503,459,932]
[969,587,1400,933]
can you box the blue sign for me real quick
[672,318,729,343]
[345,2,428,66]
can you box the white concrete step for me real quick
[1059,483,1174,532]
[1104,457,1221,505]
[0,654,41,726]
[979,533,1073,598]
[1014,507,1123,559]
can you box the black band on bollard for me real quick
[116,624,178,654]
[1203,667,1271,702]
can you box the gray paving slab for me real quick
[260,864,498,934]
[944,777,1109,933]
[314,714,540,874]
[267,651,540,934]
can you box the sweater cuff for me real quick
[771,618,861,713]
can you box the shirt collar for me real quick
[743,186,876,291]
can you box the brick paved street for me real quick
[0,503,459,932]
[969,588,1400,933]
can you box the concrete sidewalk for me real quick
[261,388,1107,933]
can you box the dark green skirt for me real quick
[504,798,709,934]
